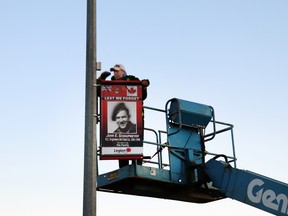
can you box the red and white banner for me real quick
[100,80,143,160]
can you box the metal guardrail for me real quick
[142,105,237,169]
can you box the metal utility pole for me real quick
[83,0,97,215]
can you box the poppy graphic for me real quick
[126,148,132,153]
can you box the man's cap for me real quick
[110,64,126,72]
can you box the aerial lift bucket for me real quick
[97,98,228,203]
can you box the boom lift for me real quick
[97,96,288,215]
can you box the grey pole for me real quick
[83,0,97,215]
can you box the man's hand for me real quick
[141,79,150,88]
[98,71,111,80]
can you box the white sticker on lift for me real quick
[150,167,156,176]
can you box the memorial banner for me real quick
[100,80,143,160]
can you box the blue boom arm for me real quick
[205,159,288,215]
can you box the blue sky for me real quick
[1,0,288,215]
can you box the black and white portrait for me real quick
[108,102,137,134]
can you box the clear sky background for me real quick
[1,0,288,215]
